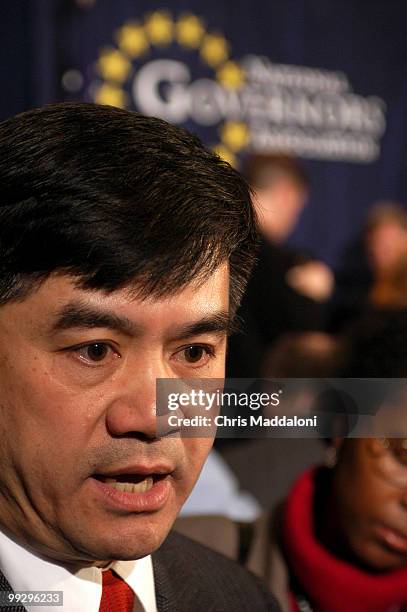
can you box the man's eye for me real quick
[181,345,215,365]
[74,343,118,364]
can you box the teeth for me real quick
[103,477,154,493]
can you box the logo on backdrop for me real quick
[88,10,386,164]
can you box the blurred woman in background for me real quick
[246,436,407,612]
[176,314,407,611]
[365,202,407,308]
[248,313,407,611]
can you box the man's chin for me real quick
[72,512,175,564]
[61,475,182,562]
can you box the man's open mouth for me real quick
[93,473,166,494]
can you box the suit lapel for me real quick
[151,551,176,612]
[0,569,27,612]
[152,533,219,612]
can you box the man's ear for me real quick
[324,437,344,468]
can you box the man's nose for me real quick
[105,353,170,439]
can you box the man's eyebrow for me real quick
[50,301,141,336]
[49,302,235,338]
[171,312,233,340]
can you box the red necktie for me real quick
[99,568,135,612]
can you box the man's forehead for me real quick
[1,264,230,338]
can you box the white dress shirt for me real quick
[0,529,157,612]
[181,450,261,520]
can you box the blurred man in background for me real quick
[227,154,334,379]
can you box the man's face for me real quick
[332,439,407,571]
[0,265,229,566]
[256,178,307,243]
[366,222,407,274]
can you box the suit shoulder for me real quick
[153,530,280,611]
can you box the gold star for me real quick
[93,83,128,108]
[176,13,205,48]
[213,144,236,167]
[98,48,132,82]
[200,33,229,67]
[116,22,149,58]
[217,61,245,89]
[220,122,250,152]
[144,11,173,46]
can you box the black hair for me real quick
[316,311,407,438]
[365,201,407,235]
[341,310,407,377]
[0,102,258,314]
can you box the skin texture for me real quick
[322,439,407,571]
[0,265,229,568]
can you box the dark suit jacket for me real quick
[227,239,326,378]
[0,530,280,612]
[175,512,290,612]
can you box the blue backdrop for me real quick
[2,0,407,282]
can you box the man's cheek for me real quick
[184,439,213,481]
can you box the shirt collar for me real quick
[0,528,157,612]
